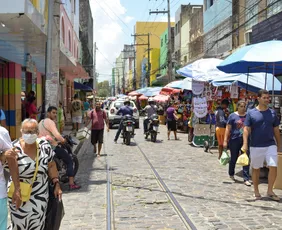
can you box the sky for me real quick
[89,0,203,82]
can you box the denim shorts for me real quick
[0,198,7,230]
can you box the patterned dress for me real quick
[6,139,54,230]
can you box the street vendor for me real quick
[215,99,230,160]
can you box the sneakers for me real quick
[69,184,81,191]
[244,180,252,186]
[230,176,236,182]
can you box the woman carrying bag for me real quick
[5,119,62,230]
[223,100,251,186]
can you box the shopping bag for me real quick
[44,184,64,230]
[236,153,249,166]
[220,150,230,166]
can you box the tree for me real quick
[98,80,110,97]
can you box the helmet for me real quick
[148,97,154,103]
[124,100,130,105]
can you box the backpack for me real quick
[72,100,81,112]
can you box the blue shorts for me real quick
[0,198,7,230]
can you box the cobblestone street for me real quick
[61,124,282,230]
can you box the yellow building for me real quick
[147,48,160,85]
[134,22,174,88]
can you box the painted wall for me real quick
[60,4,80,61]
[135,22,174,88]
[160,29,168,76]
[150,48,160,84]
[180,19,190,65]
[203,0,232,33]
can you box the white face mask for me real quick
[22,134,37,145]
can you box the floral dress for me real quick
[6,139,54,230]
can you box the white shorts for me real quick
[72,116,82,124]
[250,145,278,169]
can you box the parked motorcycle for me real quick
[145,114,159,142]
[121,115,135,145]
[54,135,79,183]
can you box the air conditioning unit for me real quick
[245,31,252,45]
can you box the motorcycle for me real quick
[54,135,79,183]
[145,114,159,142]
[121,115,135,145]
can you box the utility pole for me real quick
[93,42,97,105]
[150,0,173,83]
[45,0,60,113]
[131,33,151,87]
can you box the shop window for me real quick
[267,0,282,17]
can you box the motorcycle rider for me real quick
[114,100,133,143]
[38,106,81,190]
[143,97,158,135]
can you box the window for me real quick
[165,34,167,43]
[61,17,65,44]
[73,0,76,14]
[184,56,187,63]
[161,39,163,47]
[267,0,282,17]
[245,0,258,31]
[68,31,71,51]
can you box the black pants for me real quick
[54,146,74,177]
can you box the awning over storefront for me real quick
[74,81,93,91]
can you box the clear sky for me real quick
[90,0,203,82]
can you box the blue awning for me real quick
[74,81,93,92]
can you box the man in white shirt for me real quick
[0,126,21,229]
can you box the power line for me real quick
[97,48,115,68]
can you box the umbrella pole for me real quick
[265,63,267,90]
[272,62,275,108]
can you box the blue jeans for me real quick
[0,198,7,230]
[229,137,250,181]
[54,146,74,177]
[114,121,123,141]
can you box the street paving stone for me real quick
[61,123,282,230]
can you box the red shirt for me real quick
[89,109,107,130]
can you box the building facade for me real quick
[0,0,89,139]
[134,21,173,88]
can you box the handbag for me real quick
[8,142,39,202]
[45,183,64,230]
[236,153,249,166]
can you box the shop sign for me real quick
[192,80,205,95]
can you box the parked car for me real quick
[108,99,140,129]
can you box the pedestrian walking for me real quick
[87,101,109,156]
[71,94,83,135]
[243,89,281,201]
[215,99,229,159]
[166,102,178,140]
[6,119,62,229]
[223,100,251,186]
[0,126,21,230]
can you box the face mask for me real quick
[22,134,37,144]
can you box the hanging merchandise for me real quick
[230,83,239,98]
[217,90,222,99]
[203,85,213,101]
[192,80,205,95]
[193,97,208,118]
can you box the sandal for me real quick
[254,194,262,200]
[267,194,280,201]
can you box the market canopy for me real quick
[154,94,170,103]
[176,58,225,81]
[217,40,282,75]
[74,81,93,92]
[211,73,282,94]
[164,80,183,89]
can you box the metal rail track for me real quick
[134,139,198,230]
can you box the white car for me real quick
[108,100,140,129]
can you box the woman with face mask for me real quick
[5,118,62,229]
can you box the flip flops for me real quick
[267,194,280,201]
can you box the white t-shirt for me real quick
[0,126,12,199]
